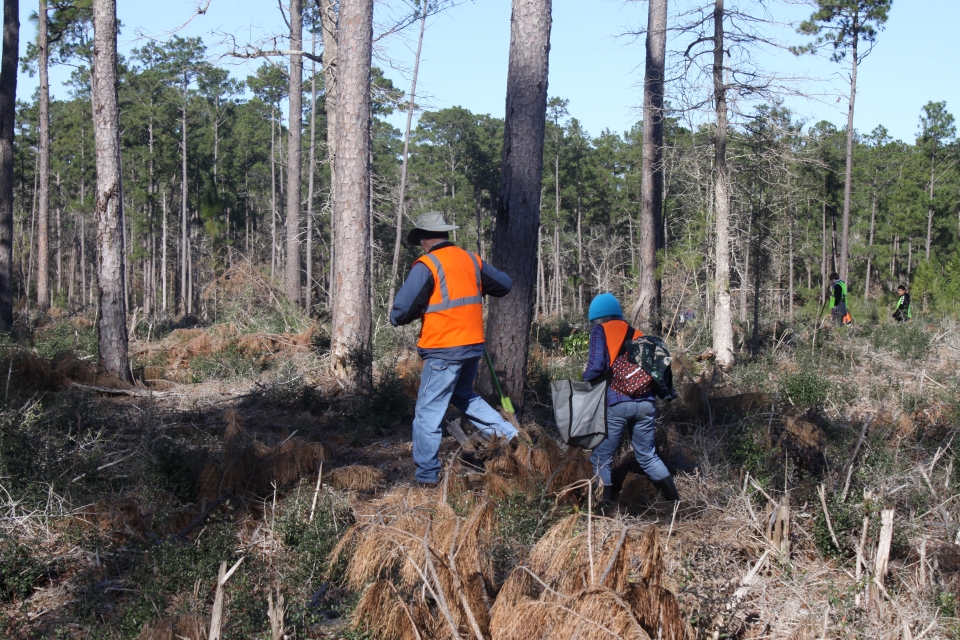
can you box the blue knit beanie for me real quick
[588,293,623,321]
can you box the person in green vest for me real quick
[893,284,912,322]
[828,272,851,325]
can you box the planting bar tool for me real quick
[483,349,514,414]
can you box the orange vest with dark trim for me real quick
[415,246,485,349]
[600,320,643,366]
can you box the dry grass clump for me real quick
[492,517,691,640]
[136,613,208,640]
[474,427,592,499]
[0,347,131,391]
[336,479,692,640]
[328,464,385,492]
[334,485,497,639]
[198,410,331,502]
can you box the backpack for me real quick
[610,328,677,401]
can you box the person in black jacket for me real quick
[893,285,912,322]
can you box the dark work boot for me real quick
[652,475,680,502]
[601,485,614,504]
[599,485,616,515]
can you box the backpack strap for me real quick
[617,325,640,358]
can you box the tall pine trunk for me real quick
[180,90,189,314]
[865,172,877,300]
[37,0,50,311]
[319,0,338,308]
[91,0,130,381]
[306,27,317,312]
[633,0,667,331]
[285,0,303,304]
[330,0,373,392]
[388,5,426,312]
[484,0,552,411]
[926,151,935,261]
[711,0,734,368]
[0,0,16,331]
[838,13,858,282]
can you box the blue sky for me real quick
[17,0,960,144]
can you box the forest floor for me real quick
[2,270,960,639]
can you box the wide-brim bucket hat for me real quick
[406,211,459,244]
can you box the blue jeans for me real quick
[590,399,669,486]
[412,356,518,483]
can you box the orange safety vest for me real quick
[600,319,643,366]
[415,245,485,349]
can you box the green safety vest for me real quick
[830,280,847,309]
[896,294,912,319]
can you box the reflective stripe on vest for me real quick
[421,251,482,313]
[600,319,643,366]
[415,246,486,350]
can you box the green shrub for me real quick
[344,372,416,445]
[33,319,97,359]
[781,369,830,408]
[278,493,351,588]
[869,322,932,361]
[0,535,44,602]
[148,438,208,503]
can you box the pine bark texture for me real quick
[711,0,735,368]
[330,0,372,392]
[485,0,552,411]
[633,0,667,331]
[91,0,130,381]
[37,0,50,311]
[285,0,303,304]
[0,0,16,331]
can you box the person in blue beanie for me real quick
[582,293,679,505]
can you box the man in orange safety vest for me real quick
[391,212,518,485]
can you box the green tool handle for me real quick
[483,349,514,414]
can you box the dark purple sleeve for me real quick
[582,324,609,382]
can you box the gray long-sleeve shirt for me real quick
[390,241,512,359]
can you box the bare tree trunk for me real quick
[270,106,277,280]
[633,0,667,331]
[330,0,373,392]
[926,158,935,261]
[306,27,317,312]
[37,0,50,311]
[740,207,750,323]
[56,200,62,295]
[319,0,338,309]
[711,0,734,368]
[788,216,794,320]
[0,0,16,331]
[161,189,167,311]
[907,237,912,277]
[865,176,877,300]
[180,92,189,315]
[838,16,858,282]
[91,0,130,381]
[26,138,37,299]
[535,223,542,319]
[576,191,582,313]
[285,0,303,304]
[388,5,426,312]
[820,201,827,301]
[484,0,551,411]
[80,204,85,305]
